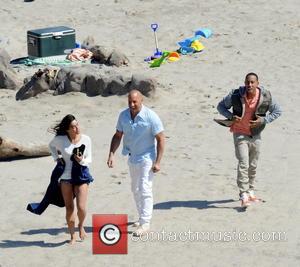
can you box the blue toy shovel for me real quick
[151,23,162,58]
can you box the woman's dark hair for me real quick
[53,114,76,136]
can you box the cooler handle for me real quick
[53,32,62,39]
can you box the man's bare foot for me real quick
[79,226,87,240]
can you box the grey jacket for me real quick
[217,86,282,136]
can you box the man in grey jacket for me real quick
[217,73,282,207]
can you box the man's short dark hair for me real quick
[245,72,259,81]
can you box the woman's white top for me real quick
[49,134,92,181]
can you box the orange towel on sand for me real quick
[67,48,93,61]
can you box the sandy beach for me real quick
[0,0,299,266]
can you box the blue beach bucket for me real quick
[195,28,212,38]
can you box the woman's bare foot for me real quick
[79,225,87,240]
[68,233,77,245]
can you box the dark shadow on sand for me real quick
[20,226,133,239]
[0,155,50,162]
[233,207,248,213]
[1,226,95,248]
[0,240,68,248]
[153,199,237,210]
[21,226,93,236]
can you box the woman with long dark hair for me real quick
[49,114,93,244]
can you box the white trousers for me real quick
[128,159,154,225]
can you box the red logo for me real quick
[93,214,128,254]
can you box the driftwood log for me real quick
[0,136,51,160]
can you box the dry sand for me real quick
[0,0,299,266]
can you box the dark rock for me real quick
[129,74,156,97]
[0,68,18,89]
[90,45,111,64]
[107,49,129,67]
[106,75,131,96]
[54,67,87,95]
[0,48,18,89]
[15,66,156,99]
[85,74,108,96]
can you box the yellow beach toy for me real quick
[167,51,180,62]
[190,40,205,52]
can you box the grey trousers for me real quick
[233,133,261,195]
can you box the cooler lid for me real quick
[27,26,75,37]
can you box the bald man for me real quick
[107,90,165,236]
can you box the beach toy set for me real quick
[145,23,182,68]
[144,23,177,67]
[145,25,212,68]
